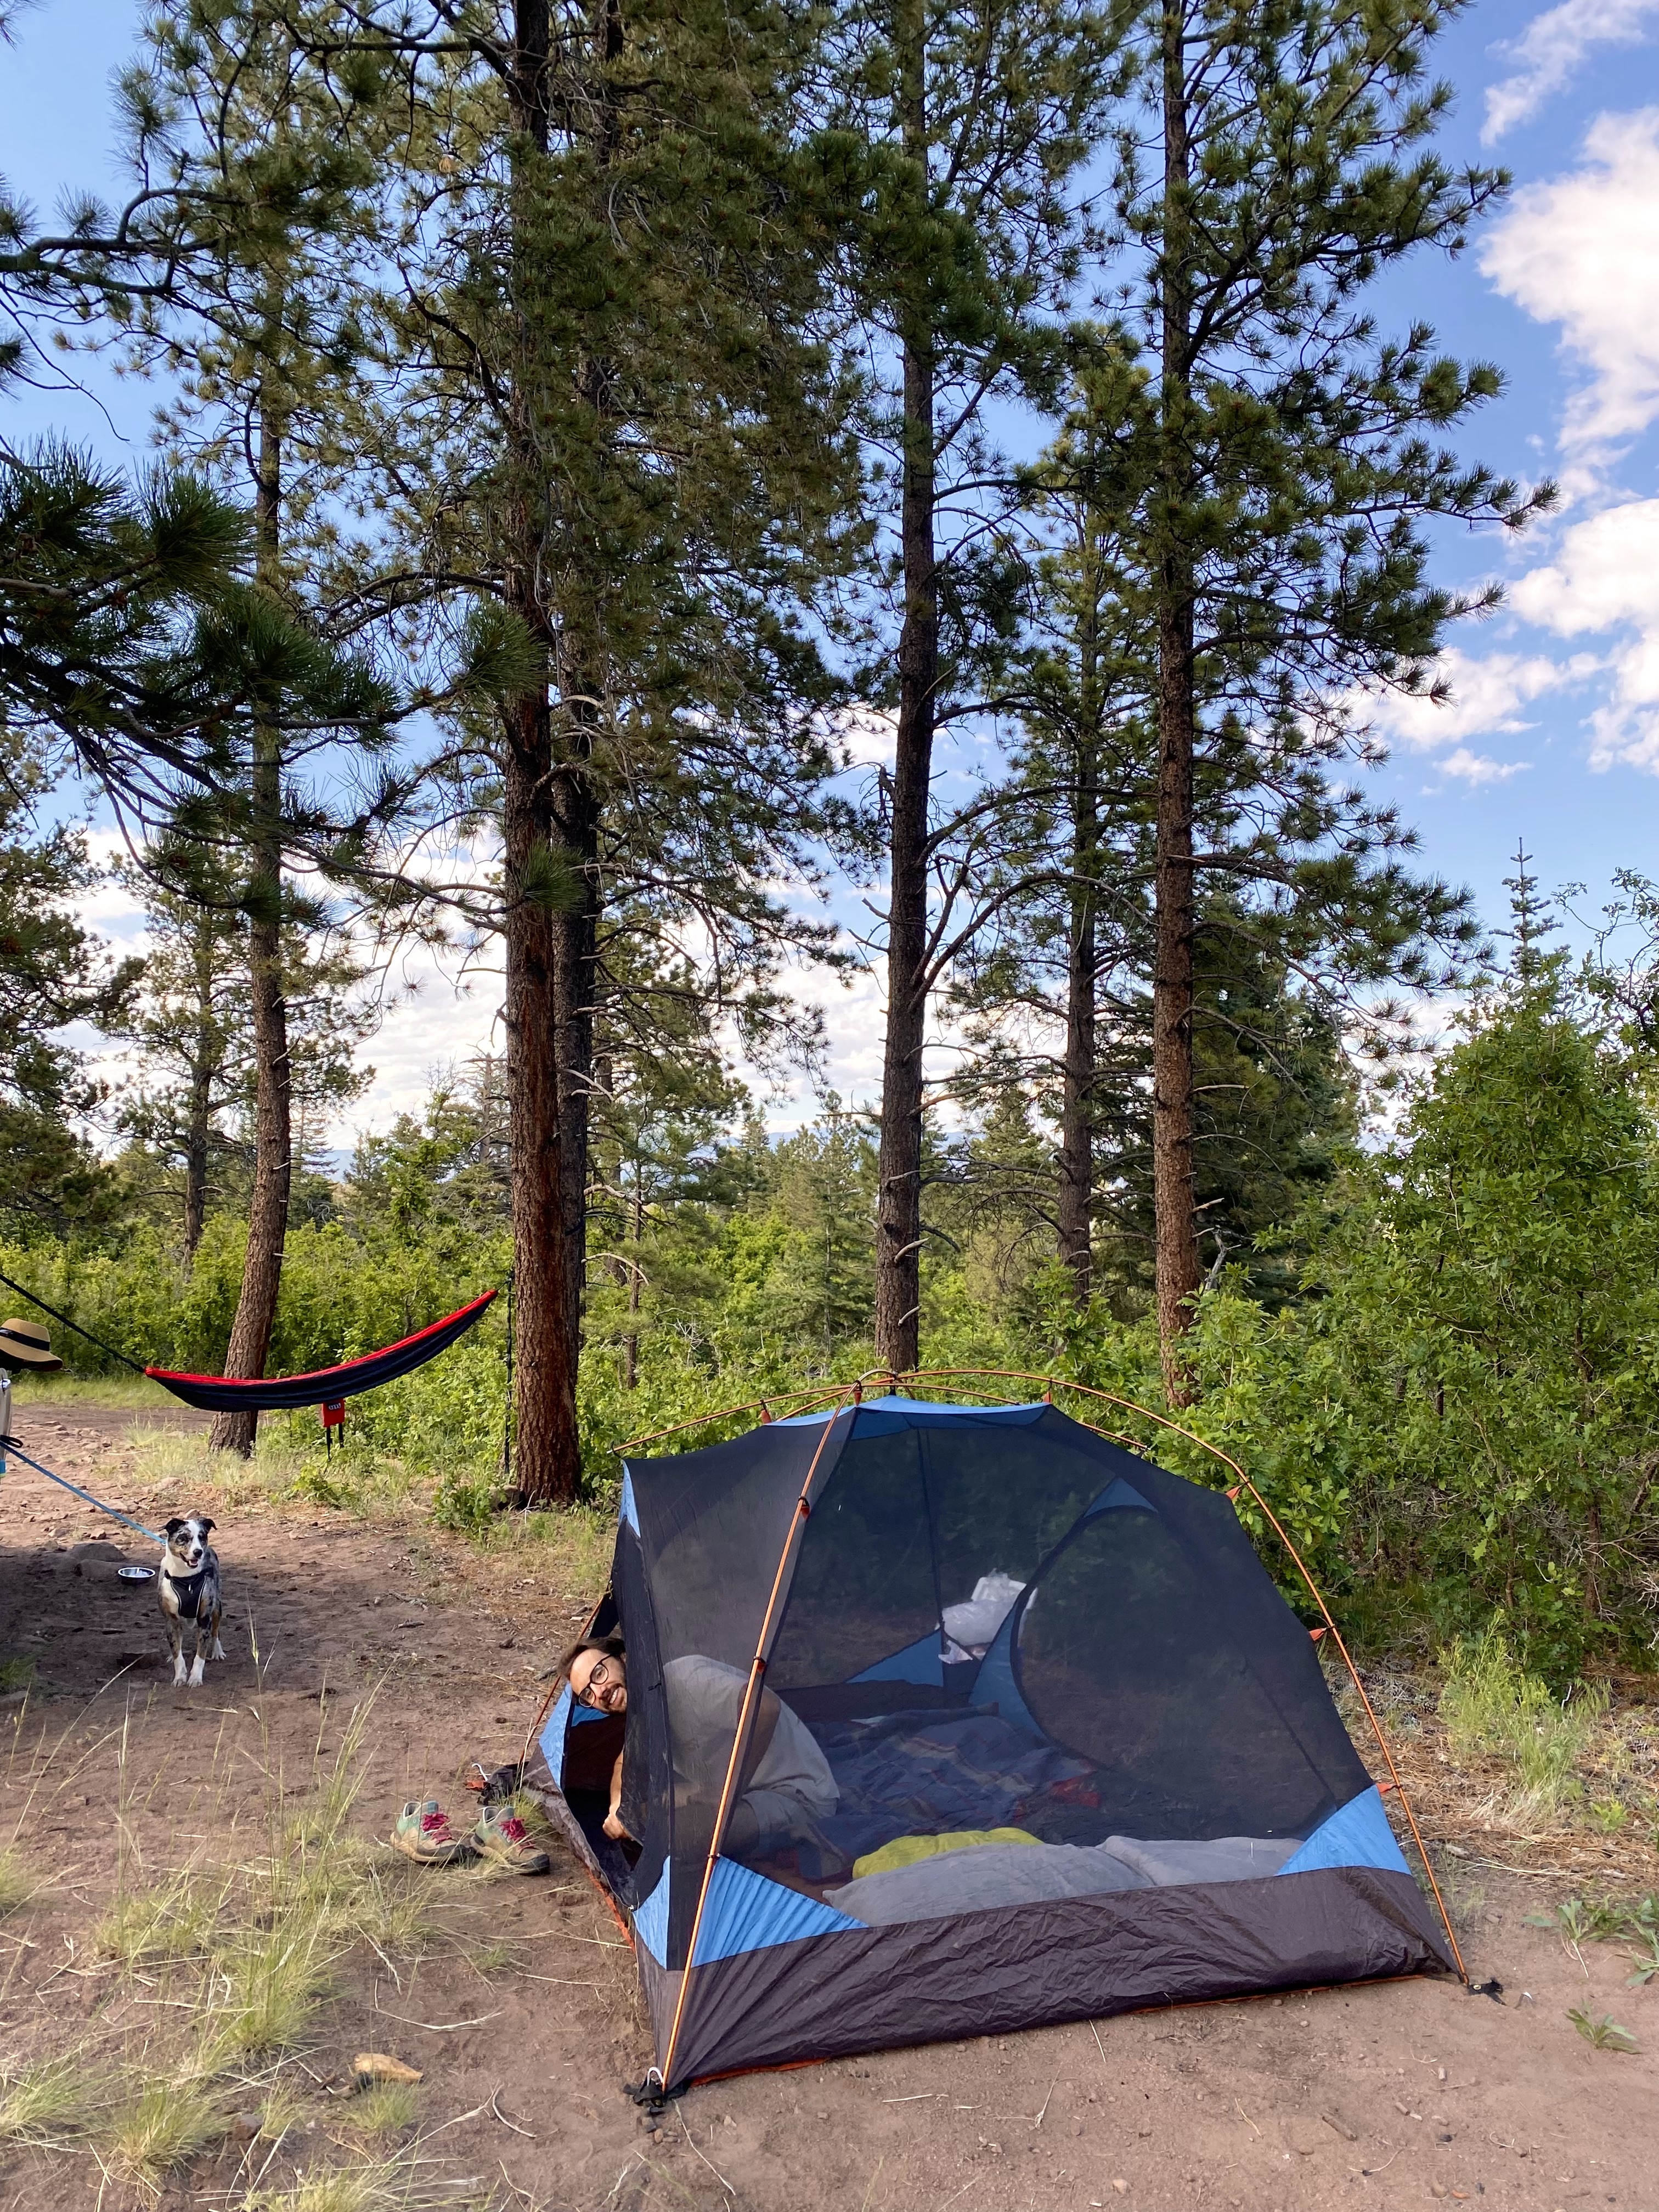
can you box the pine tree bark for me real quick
[503,0,581,1504]
[182,915,216,1265]
[874,0,936,1377]
[551,737,600,1395]
[546,0,621,1401]
[1152,5,1200,1400]
[1058,721,1098,1302]
[210,386,291,1455]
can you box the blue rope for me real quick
[1,1441,165,1547]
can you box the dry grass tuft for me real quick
[96,1869,224,1970]
[238,2152,432,2211]
[1439,1625,1610,1826]
[0,2050,103,2147]
[342,2081,421,2138]
[0,1838,38,1916]
[98,2072,228,2194]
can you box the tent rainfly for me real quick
[527,1391,1457,2096]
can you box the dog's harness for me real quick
[162,1563,212,1618]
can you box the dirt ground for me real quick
[0,1401,1654,2211]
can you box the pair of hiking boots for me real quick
[394,1796,550,1874]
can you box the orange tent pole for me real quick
[654,1386,860,2093]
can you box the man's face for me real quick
[570,1647,628,1713]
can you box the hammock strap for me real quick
[0,1265,148,1374]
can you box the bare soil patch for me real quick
[0,1407,1651,2209]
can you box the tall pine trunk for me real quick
[182,906,217,1263]
[1058,726,1098,1303]
[1152,5,1199,1399]
[503,0,580,1504]
[210,385,291,1455]
[874,0,936,1376]
[551,733,600,1397]
[545,0,620,1407]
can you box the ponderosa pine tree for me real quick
[109,2,398,1448]
[1107,0,1549,1391]
[299,0,865,1499]
[833,0,1128,1373]
[115,851,374,1260]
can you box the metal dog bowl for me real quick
[116,1565,155,1583]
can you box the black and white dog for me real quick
[159,1515,225,1688]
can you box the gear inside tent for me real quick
[527,1389,1456,2095]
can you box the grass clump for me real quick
[99,2072,227,2193]
[0,2051,102,2147]
[240,2154,426,2211]
[1438,1624,1607,1824]
[0,1656,35,1694]
[96,1871,223,1971]
[210,1923,336,2059]
[0,1839,38,1916]
[343,2081,420,2138]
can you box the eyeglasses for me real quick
[575,1655,619,1708]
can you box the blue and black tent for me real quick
[528,1384,1458,2096]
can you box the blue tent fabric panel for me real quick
[1275,1786,1409,1878]
[974,1612,1042,1739]
[1081,1476,1156,1518]
[1083,1475,1156,1517]
[634,1864,671,1965]
[690,1857,867,1966]
[774,1397,1048,1432]
[618,1469,640,1534]
[540,1684,573,1789]
[851,1631,945,1688]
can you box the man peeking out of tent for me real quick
[563,1635,837,1858]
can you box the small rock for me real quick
[1073,2121,1085,2137]
[721,2114,736,2129]
[1431,2188,1447,2201]
[353,2052,421,2087]
[1111,2182,1128,2197]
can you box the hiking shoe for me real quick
[393,1799,475,1865]
[471,1801,550,1874]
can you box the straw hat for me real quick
[0,1319,62,1372]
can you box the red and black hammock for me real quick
[0,1266,498,1412]
[143,1290,499,1412]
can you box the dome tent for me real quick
[527,1381,1458,2098]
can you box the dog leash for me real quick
[0,1441,165,1547]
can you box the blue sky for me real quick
[5,1,1659,1130]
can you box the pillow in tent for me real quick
[826,1841,1151,1924]
[851,1827,1041,1879]
[1102,1835,1297,1885]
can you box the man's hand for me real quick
[602,1807,632,1841]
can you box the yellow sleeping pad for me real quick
[851,1827,1042,1880]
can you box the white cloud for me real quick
[838,703,897,768]
[1483,2,1659,143]
[1480,109,1659,452]
[1436,748,1530,787]
[1363,646,1585,752]
[1510,496,1659,769]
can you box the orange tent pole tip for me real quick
[1226,1485,1242,1502]
[1310,1626,1327,1643]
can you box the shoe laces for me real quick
[496,1814,528,1843]
[421,1808,456,1839]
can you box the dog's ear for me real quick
[199,1518,215,1536]
[163,1517,185,1538]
